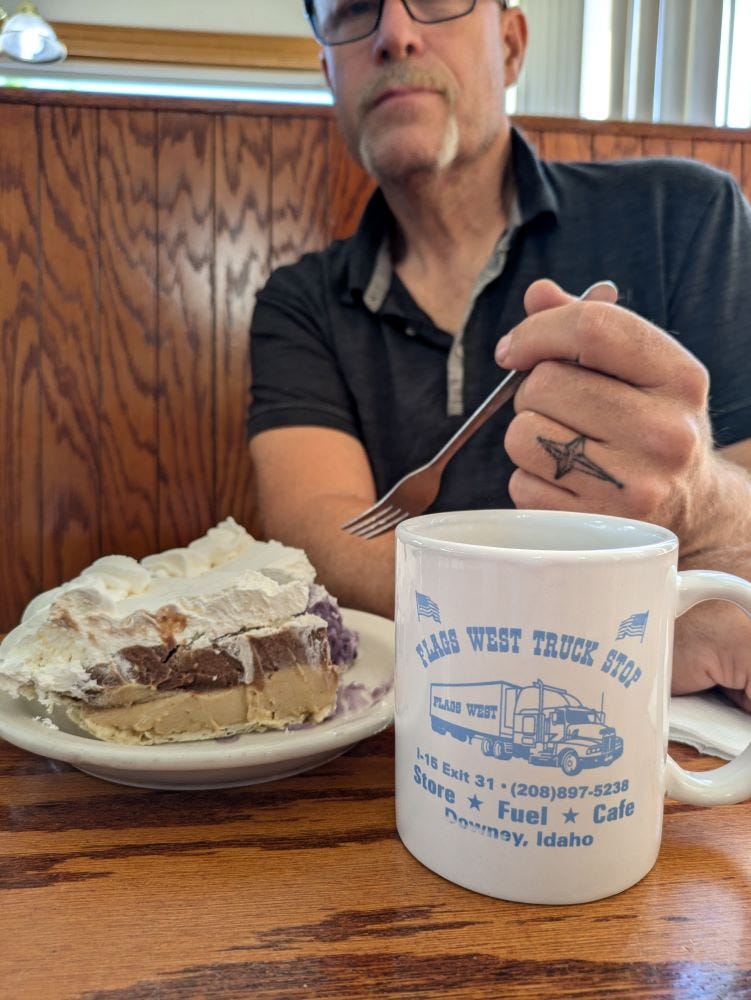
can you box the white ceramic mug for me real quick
[394,509,751,904]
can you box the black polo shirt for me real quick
[247,128,751,512]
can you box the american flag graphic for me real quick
[416,592,441,624]
[616,611,649,642]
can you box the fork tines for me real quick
[341,504,407,539]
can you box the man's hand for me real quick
[672,548,751,711]
[495,278,751,704]
[494,279,720,555]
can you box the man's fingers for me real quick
[496,297,708,399]
[523,278,619,316]
[505,412,626,499]
[523,279,571,315]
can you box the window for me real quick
[723,0,751,126]
[509,0,751,127]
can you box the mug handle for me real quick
[666,570,751,805]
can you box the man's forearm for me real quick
[260,495,396,619]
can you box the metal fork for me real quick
[341,281,617,540]
[342,368,526,539]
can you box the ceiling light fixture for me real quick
[0,3,66,64]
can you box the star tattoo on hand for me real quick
[536,434,624,490]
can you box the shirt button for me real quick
[405,325,416,337]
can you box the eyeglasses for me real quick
[304,0,508,47]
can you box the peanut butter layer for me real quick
[67,662,338,745]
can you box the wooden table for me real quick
[1,729,749,1000]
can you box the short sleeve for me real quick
[246,259,360,441]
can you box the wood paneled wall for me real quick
[0,91,750,631]
[518,115,751,196]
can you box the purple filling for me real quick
[307,586,359,667]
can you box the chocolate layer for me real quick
[85,617,332,707]
[117,644,244,692]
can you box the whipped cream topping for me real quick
[141,517,253,579]
[0,519,319,703]
[21,517,312,622]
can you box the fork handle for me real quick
[428,282,617,474]
[430,369,527,472]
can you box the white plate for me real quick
[0,609,394,790]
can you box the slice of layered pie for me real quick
[0,519,358,744]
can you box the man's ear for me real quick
[501,8,528,88]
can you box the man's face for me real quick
[320,0,527,182]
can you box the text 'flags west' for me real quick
[416,592,441,624]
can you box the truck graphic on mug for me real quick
[429,678,623,776]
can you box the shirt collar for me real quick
[343,126,559,309]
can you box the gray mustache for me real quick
[357,64,456,117]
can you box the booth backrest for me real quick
[1,90,750,631]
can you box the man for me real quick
[247,0,751,707]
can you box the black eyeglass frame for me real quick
[304,0,509,47]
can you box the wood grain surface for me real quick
[593,132,645,161]
[327,123,376,242]
[39,106,100,591]
[641,137,694,159]
[0,731,749,999]
[691,140,743,182]
[270,116,331,269]
[156,112,215,552]
[0,104,41,631]
[99,109,159,560]
[50,22,321,72]
[214,114,272,536]
[1,96,751,632]
[539,130,593,162]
